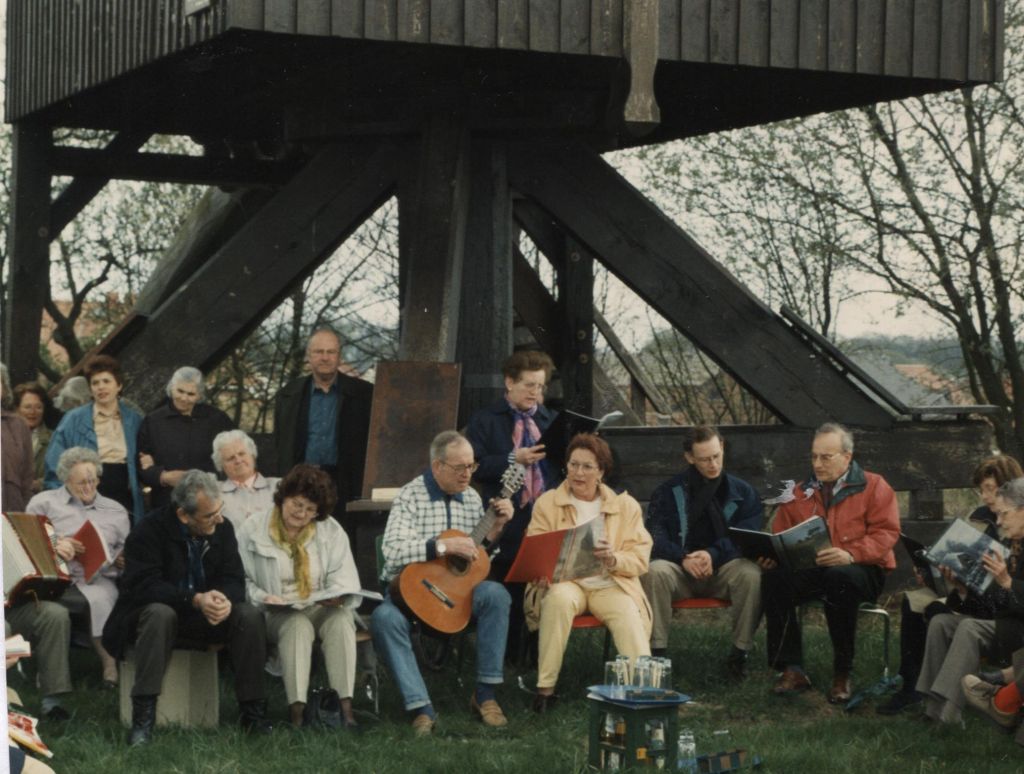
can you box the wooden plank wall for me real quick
[4,0,1005,122]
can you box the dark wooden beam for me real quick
[559,237,595,415]
[508,142,894,429]
[398,113,471,362]
[112,140,399,405]
[4,121,52,383]
[603,421,995,502]
[456,139,514,425]
[512,246,560,359]
[594,309,671,415]
[50,129,152,236]
[50,146,299,186]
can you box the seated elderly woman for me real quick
[211,429,280,534]
[525,433,653,712]
[26,447,130,686]
[236,464,362,728]
[138,366,234,510]
[916,476,1024,724]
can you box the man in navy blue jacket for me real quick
[641,426,763,677]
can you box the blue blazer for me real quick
[44,400,145,518]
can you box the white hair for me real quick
[56,447,103,483]
[211,429,258,472]
[166,366,205,400]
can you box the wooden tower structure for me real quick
[3,0,1007,513]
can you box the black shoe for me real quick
[726,648,749,679]
[239,699,273,734]
[532,693,559,713]
[651,647,668,658]
[876,690,924,716]
[42,704,70,722]
[127,696,157,746]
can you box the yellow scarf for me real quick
[268,506,316,600]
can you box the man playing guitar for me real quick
[371,430,514,735]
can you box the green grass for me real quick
[13,609,1024,773]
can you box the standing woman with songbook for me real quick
[26,447,129,687]
[525,433,652,712]
[44,355,144,520]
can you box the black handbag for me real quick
[302,687,343,729]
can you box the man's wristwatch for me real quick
[436,540,447,557]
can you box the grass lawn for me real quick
[13,607,1023,773]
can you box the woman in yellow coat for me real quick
[525,433,652,711]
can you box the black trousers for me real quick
[763,563,884,674]
[128,601,266,702]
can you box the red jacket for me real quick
[773,461,900,571]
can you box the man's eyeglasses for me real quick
[810,452,842,463]
[693,453,722,465]
[442,461,480,475]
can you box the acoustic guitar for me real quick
[392,463,526,636]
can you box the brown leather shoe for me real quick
[962,674,1018,732]
[772,668,811,695]
[471,696,508,728]
[828,673,852,704]
[411,712,436,736]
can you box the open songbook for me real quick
[920,518,1010,597]
[729,516,831,572]
[504,518,606,584]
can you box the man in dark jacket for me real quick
[273,328,373,516]
[640,426,764,677]
[103,470,270,745]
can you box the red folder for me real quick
[72,520,111,582]
[503,530,567,584]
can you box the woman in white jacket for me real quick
[237,464,361,727]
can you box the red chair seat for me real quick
[671,598,731,610]
[572,614,605,629]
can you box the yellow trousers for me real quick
[537,582,651,689]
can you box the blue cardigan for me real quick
[44,401,145,518]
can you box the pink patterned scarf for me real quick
[510,402,545,507]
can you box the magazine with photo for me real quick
[729,515,831,572]
[923,518,1009,596]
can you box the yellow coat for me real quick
[523,481,653,635]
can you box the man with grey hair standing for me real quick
[273,327,373,517]
[137,366,234,508]
[761,422,900,703]
[102,470,270,745]
[372,431,514,735]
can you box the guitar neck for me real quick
[468,463,526,546]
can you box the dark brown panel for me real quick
[884,0,914,77]
[737,0,769,67]
[529,0,560,52]
[265,0,298,32]
[296,0,331,34]
[591,0,623,56]
[798,0,827,71]
[827,0,855,72]
[768,0,798,68]
[912,0,940,77]
[708,0,739,64]
[330,0,364,35]
[681,0,709,61]
[398,0,430,43]
[561,0,592,54]
[856,0,885,74]
[498,0,528,49]
[940,0,969,81]
[365,0,397,40]
[465,2,497,47]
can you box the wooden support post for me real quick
[4,121,52,384]
[909,488,945,521]
[456,139,513,425]
[398,113,471,362]
[622,0,661,136]
[560,238,594,414]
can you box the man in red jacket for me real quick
[762,423,900,703]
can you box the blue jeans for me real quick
[372,580,510,711]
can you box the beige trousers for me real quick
[537,582,651,689]
[641,557,763,651]
[265,605,356,704]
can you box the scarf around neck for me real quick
[509,400,544,507]
[268,506,316,599]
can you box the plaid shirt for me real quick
[380,469,485,581]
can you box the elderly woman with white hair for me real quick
[137,366,234,510]
[212,429,280,533]
[26,446,130,686]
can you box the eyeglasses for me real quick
[810,452,843,463]
[309,349,339,357]
[693,453,722,465]
[442,461,479,475]
[515,380,547,393]
[567,461,599,472]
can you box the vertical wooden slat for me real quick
[560,0,591,55]
[939,0,969,80]
[365,0,398,40]
[297,0,331,34]
[798,0,827,71]
[397,0,430,43]
[769,0,797,68]
[681,0,709,62]
[465,1,497,48]
[591,0,622,56]
[659,0,681,60]
[529,0,559,52]
[431,0,463,45]
[912,0,940,77]
[856,0,885,74]
[708,0,739,64]
[5,0,19,119]
[331,0,363,35]
[227,0,267,28]
[966,0,991,82]
[264,0,298,32]
[497,0,528,49]
[992,0,1005,81]
[884,0,914,77]
[737,0,769,67]
[827,0,855,72]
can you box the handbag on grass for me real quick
[303,687,343,729]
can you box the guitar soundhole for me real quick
[447,556,469,576]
